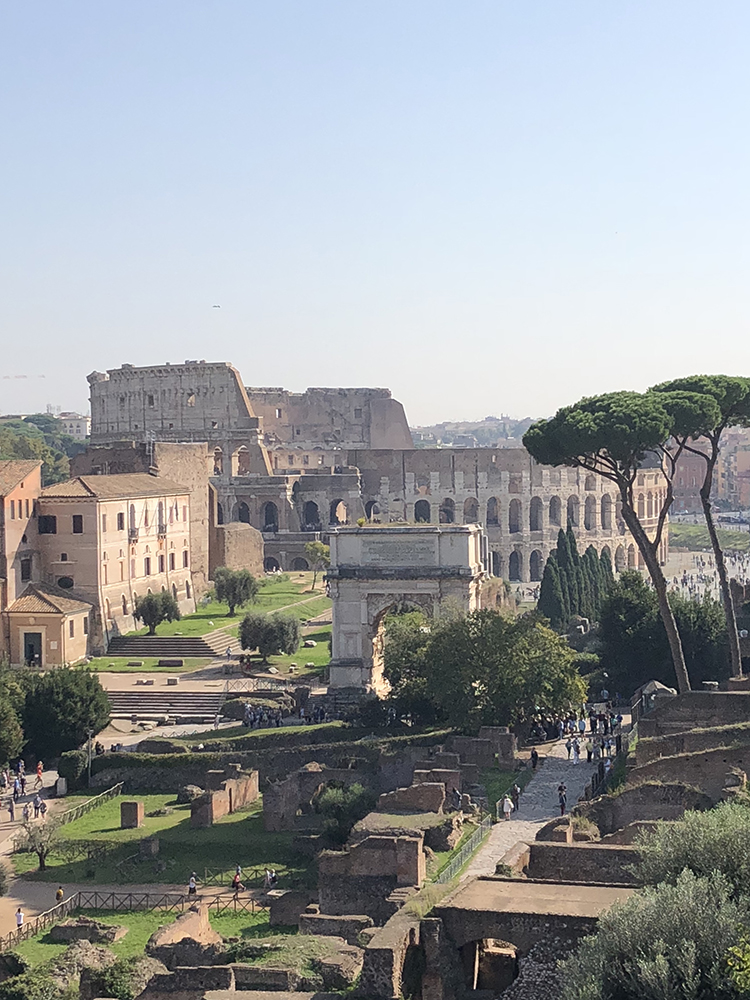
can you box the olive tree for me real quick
[524,390,721,694]
[651,375,750,678]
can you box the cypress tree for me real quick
[583,546,602,620]
[556,528,575,618]
[538,554,567,630]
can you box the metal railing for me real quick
[207,894,269,916]
[0,889,190,952]
[432,814,493,884]
[57,782,124,826]
[224,677,291,695]
[202,864,289,887]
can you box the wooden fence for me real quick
[57,782,124,826]
[202,864,289,888]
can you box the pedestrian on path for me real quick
[565,738,573,760]
[232,872,245,896]
[7,798,14,822]
[226,646,232,660]
[498,795,514,821]
[558,782,567,816]
[34,761,43,790]
[33,794,41,818]
[530,748,539,770]
[188,873,198,896]
[15,908,23,929]
[511,783,521,812]
[55,886,64,903]
[585,739,594,763]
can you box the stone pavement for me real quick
[461,737,606,881]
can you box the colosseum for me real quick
[83,360,666,583]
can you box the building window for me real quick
[148,394,155,406]
[158,554,165,573]
[102,514,107,532]
[182,550,189,568]
[38,515,57,534]
[186,581,192,599]
[25,499,29,517]
[131,559,136,578]
[354,408,363,419]
[144,557,151,576]
[303,455,309,466]
[117,512,125,531]
[169,552,175,570]
[60,552,68,562]
[83,617,88,634]
[9,501,14,519]
[20,559,31,581]
[72,515,83,534]
[182,506,187,522]
[58,576,74,589]
[187,393,196,406]
[144,506,149,527]
[69,620,75,638]
[275,408,282,418]
[103,564,108,584]
[288,455,294,466]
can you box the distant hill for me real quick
[410,415,538,449]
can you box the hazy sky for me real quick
[2,2,750,425]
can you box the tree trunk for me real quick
[312,568,318,590]
[38,853,46,871]
[149,623,156,635]
[699,457,743,677]
[620,501,692,694]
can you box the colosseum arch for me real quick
[330,499,348,525]
[486,497,499,526]
[212,447,224,476]
[584,495,597,530]
[637,494,645,518]
[263,501,279,531]
[414,499,431,523]
[584,473,596,491]
[235,446,251,476]
[627,544,636,568]
[508,499,521,534]
[601,545,612,565]
[567,495,580,527]
[601,494,612,530]
[440,498,455,524]
[508,550,522,581]
[615,545,626,571]
[463,497,479,523]
[549,495,562,527]
[236,501,250,524]
[303,500,320,528]
[365,500,380,521]
[529,496,543,531]
[529,550,543,581]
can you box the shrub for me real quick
[57,750,88,790]
[314,781,376,846]
[637,800,750,898]
[0,699,24,766]
[0,861,9,896]
[21,670,110,759]
[560,869,747,1000]
[0,971,59,1000]
[239,612,301,662]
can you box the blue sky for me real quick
[1,1,749,424]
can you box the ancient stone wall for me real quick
[526,843,639,884]
[628,747,750,803]
[210,522,264,578]
[572,781,712,835]
[637,691,750,738]
[263,763,366,832]
[189,769,259,827]
[636,722,750,765]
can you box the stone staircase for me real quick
[106,688,227,722]
[107,634,221,659]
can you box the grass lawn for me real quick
[14,908,286,968]
[129,576,331,639]
[479,766,534,810]
[175,720,345,743]
[670,522,750,553]
[13,795,307,886]
[84,656,213,673]
[241,625,331,678]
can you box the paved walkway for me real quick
[461,738,606,881]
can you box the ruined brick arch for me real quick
[235,501,251,524]
[365,500,381,521]
[491,550,502,576]
[292,557,309,571]
[549,495,562,527]
[330,499,348,525]
[265,556,281,571]
[414,499,431,523]
[262,501,279,531]
[508,550,522,581]
[415,472,431,495]
[439,498,455,524]
[463,497,479,523]
[529,496,543,531]
[584,495,597,530]
[601,494,613,530]
[567,495,580,527]
[213,447,224,476]
[486,496,499,526]
[530,549,543,581]
[303,500,320,528]
[508,499,521,533]
[235,446,250,476]
[614,545,626,571]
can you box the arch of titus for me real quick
[327,525,488,694]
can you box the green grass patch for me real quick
[175,720,345,744]
[13,795,306,886]
[13,908,284,969]
[241,625,331,677]
[670,522,750,553]
[479,766,534,808]
[84,656,212,673]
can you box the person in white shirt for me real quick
[15,908,23,928]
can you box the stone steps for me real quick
[106,689,226,722]
[107,634,217,658]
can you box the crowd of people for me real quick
[1,759,47,825]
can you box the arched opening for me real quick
[330,499,348,525]
[486,497,499,526]
[567,495,580,527]
[303,500,320,529]
[292,557,309,571]
[157,501,164,531]
[216,501,224,525]
[213,447,224,476]
[647,492,654,518]
[584,495,597,530]
[508,498,521,533]
[365,500,380,520]
[172,584,178,601]
[415,473,431,495]
[414,499,431,523]
[529,496,543,531]
[491,551,501,576]
[601,545,612,564]
[263,501,279,532]
[508,550,522,581]
[439,498,455,524]
[121,595,128,615]
[129,504,136,530]
[463,497,479,523]
[265,556,281,572]
[237,502,251,524]
[186,581,191,599]
[584,474,596,491]
[549,495,562,526]
[236,446,250,476]
[637,494,645,518]
[530,550,543,581]
[601,494,612,530]
[627,544,636,569]
[614,546,625,571]
[105,598,111,620]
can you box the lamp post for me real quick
[87,729,93,787]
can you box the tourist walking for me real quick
[55,886,64,903]
[511,783,521,812]
[34,761,43,790]
[231,872,245,896]
[499,795,514,821]
[188,873,198,896]
[7,798,14,822]
[558,782,567,816]
[530,748,539,770]
[15,908,23,929]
